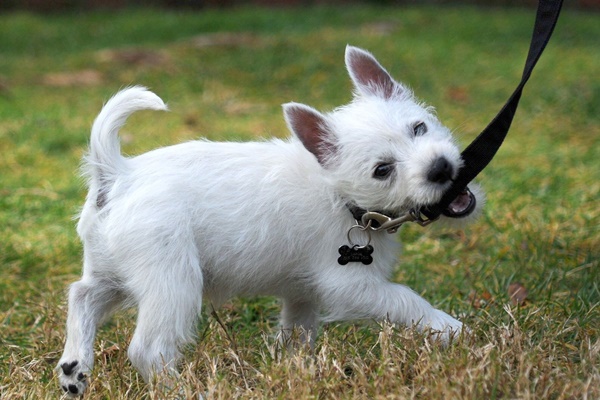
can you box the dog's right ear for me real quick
[283,102,334,166]
[345,45,403,99]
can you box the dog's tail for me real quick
[84,86,167,207]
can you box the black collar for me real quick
[346,202,401,228]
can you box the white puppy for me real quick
[57,45,481,396]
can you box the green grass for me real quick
[1,4,598,399]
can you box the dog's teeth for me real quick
[450,197,467,213]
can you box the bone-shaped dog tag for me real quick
[338,245,374,265]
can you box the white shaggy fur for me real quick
[57,46,482,397]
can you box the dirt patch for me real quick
[190,32,260,48]
[41,70,103,87]
[95,48,171,67]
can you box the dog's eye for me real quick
[373,163,394,179]
[413,122,427,136]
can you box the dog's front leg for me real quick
[380,282,464,344]
[325,281,464,344]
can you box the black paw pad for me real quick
[61,361,78,376]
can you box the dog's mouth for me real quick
[348,187,477,226]
[441,187,476,218]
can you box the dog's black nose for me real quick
[427,157,454,184]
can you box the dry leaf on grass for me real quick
[469,290,494,309]
[508,282,529,306]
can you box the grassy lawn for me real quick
[1,4,598,399]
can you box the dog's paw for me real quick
[425,309,466,345]
[57,360,88,397]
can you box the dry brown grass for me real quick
[3,298,599,399]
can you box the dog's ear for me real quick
[283,102,334,165]
[345,45,402,99]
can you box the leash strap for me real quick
[420,0,564,220]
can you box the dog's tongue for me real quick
[443,187,476,218]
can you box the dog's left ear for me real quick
[283,102,334,166]
[345,45,403,99]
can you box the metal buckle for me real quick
[360,208,437,234]
[409,209,437,227]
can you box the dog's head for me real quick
[284,45,482,223]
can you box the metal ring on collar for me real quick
[346,224,372,248]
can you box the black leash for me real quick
[420,0,564,221]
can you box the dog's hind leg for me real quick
[126,254,203,391]
[57,275,125,397]
[279,299,318,348]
